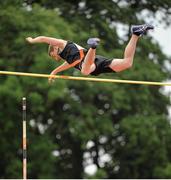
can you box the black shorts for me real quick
[90,55,113,76]
[75,55,114,76]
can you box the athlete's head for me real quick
[48,45,61,61]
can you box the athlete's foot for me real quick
[131,24,154,36]
[87,38,100,49]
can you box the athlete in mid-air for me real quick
[26,24,154,83]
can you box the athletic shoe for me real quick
[87,38,100,49]
[131,24,154,36]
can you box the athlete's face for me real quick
[50,47,61,61]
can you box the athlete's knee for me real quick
[124,58,133,69]
[81,69,90,76]
[126,61,133,69]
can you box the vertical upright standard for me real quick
[22,97,27,179]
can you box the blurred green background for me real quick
[0,0,171,178]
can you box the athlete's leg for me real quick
[81,38,100,75]
[109,24,154,72]
[109,34,139,72]
[81,48,96,75]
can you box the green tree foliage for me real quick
[0,3,76,179]
[25,0,171,48]
[104,115,171,178]
[0,0,171,179]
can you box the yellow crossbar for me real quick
[0,70,171,86]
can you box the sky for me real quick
[152,24,171,56]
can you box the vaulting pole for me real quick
[22,97,27,179]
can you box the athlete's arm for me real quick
[48,60,81,83]
[26,36,66,48]
[50,62,72,75]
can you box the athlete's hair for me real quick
[48,45,61,61]
[48,45,54,56]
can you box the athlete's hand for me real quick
[48,74,56,84]
[26,37,34,43]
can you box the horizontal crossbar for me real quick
[0,70,171,86]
